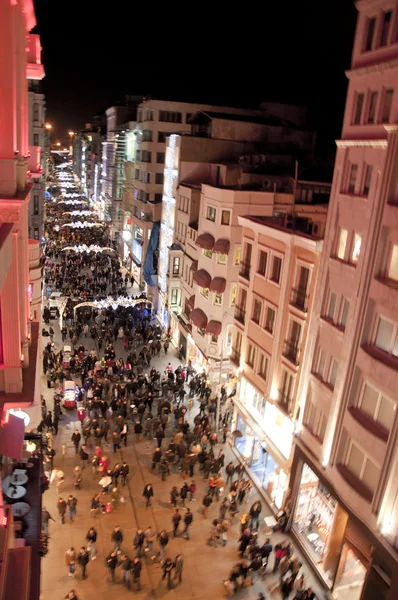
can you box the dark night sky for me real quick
[32,0,357,148]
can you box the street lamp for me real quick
[56,142,61,147]
[45,123,52,130]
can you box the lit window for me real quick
[270,255,282,284]
[351,233,362,264]
[171,288,179,305]
[257,250,268,276]
[348,164,358,194]
[210,334,218,344]
[203,248,213,259]
[235,246,241,266]
[336,229,348,260]
[206,206,216,222]
[264,305,275,334]
[252,299,262,324]
[214,292,223,306]
[221,210,231,225]
[375,316,398,357]
[230,283,237,306]
[388,245,398,281]
[172,257,180,275]
[200,287,209,299]
[258,354,268,381]
[359,382,395,432]
[217,253,227,265]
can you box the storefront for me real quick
[169,311,180,347]
[292,461,369,598]
[187,334,209,375]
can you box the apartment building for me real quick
[27,34,46,241]
[284,2,398,598]
[230,210,326,511]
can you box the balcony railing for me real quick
[291,287,309,312]
[234,306,246,325]
[239,261,251,280]
[230,349,241,365]
[283,340,300,365]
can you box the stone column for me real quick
[0,1,17,196]
[323,502,349,575]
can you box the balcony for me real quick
[234,306,246,325]
[239,261,250,280]
[290,287,309,312]
[283,340,300,366]
[230,348,241,366]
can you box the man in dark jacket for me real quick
[77,546,89,580]
[118,553,132,588]
[120,462,129,486]
[183,507,193,539]
[79,445,88,469]
[131,557,142,591]
[202,492,212,518]
[261,538,273,567]
[71,430,81,454]
[106,551,118,582]
[238,529,251,556]
[225,462,235,485]
[133,529,145,557]
[111,526,123,552]
[152,447,162,470]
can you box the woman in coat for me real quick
[142,483,154,508]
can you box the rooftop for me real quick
[243,215,323,241]
[193,110,297,129]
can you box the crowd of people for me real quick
[40,168,318,599]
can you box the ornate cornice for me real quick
[346,58,398,79]
[336,139,388,148]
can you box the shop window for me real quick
[221,210,231,225]
[270,254,282,284]
[172,257,180,275]
[374,316,398,357]
[213,292,222,306]
[206,205,216,222]
[367,91,378,124]
[264,304,276,335]
[247,344,256,368]
[257,250,268,276]
[348,163,358,194]
[362,164,373,195]
[382,89,393,123]
[217,253,227,265]
[353,93,364,125]
[258,353,268,381]
[364,16,376,51]
[336,228,348,260]
[200,287,209,299]
[203,248,212,259]
[344,440,380,498]
[170,288,179,305]
[252,298,262,324]
[351,233,362,264]
[358,382,395,433]
[387,244,398,281]
[235,246,241,266]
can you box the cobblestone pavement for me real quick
[39,309,325,600]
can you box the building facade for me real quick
[285,2,398,598]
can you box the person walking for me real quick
[73,466,83,490]
[174,554,184,584]
[118,553,132,589]
[172,508,181,537]
[157,530,169,559]
[202,491,212,519]
[64,590,79,600]
[180,482,189,507]
[142,483,154,508]
[65,547,76,578]
[183,508,193,540]
[111,526,123,552]
[225,461,235,485]
[131,557,142,591]
[67,495,78,523]
[133,528,145,557]
[162,557,173,588]
[120,461,129,486]
[77,546,89,580]
[249,500,262,530]
[144,526,156,560]
[79,444,89,469]
[86,527,97,560]
[57,497,67,524]
[105,550,118,583]
[41,506,55,535]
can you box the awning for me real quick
[188,295,195,309]
[209,277,227,293]
[190,308,208,329]
[193,269,211,288]
[213,238,230,254]
[206,320,222,335]
[190,260,198,273]
[0,413,25,460]
[196,233,215,250]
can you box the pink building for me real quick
[286,1,398,598]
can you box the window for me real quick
[155,173,164,185]
[367,91,378,124]
[186,113,192,123]
[154,193,163,203]
[172,257,180,275]
[380,11,392,46]
[230,283,237,306]
[315,350,327,379]
[197,327,205,337]
[158,131,171,143]
[338,298,350,329]
[207,206,216,222]
[214,292,223,306]
[203,248,212,259]
[348,163,358,193]
[345,441,380,497]
[327,292,337,320]
[257,250,268,276]
[353,93,364,125]
[359,383,395,432]
[159,111,182,123]
[171,288,179,305]
[363,165,373,195]
[141,150,152,163]
[156,152,165,163]
[388,245,398,281]
[210,334,218,344]
[270,255,282,284]
[375,316,398,357]
[33,226,39,240]
[33,133,39,146]
[336,229,348,260]
[252,299,262,324]
[33,102,39,121]
[327,359,339,389]
[382,89,393,123]
[247,344,256,367]
[200,287,209,299]
[235,246,241,266]
[351,233,362,264]
[136,150,141,162]
[305,400,327,442]
[217,253,227,265]
[142,130,153,142]
[264,305,276,334]
[258,354,269,381]
[33,195,39,215]
[221,210,231,225]
[280,369,294,407]
[135,169,140,180]
[364,16,376,51]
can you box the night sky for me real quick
[32,0,357,148]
